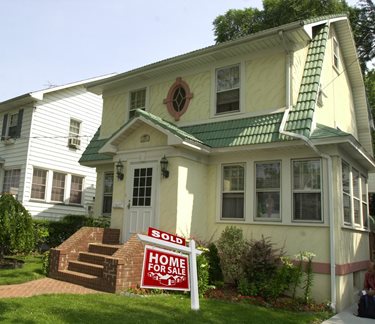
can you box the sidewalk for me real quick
[0,278,103,298]
[322,304,375,324]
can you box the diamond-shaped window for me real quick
[172,87,187,112]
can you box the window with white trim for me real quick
[31,168,47,200]
[102,172,113,215]
[292,159,322,221]
[70,175,83,204]
[333,38,340,70]
[255,161,281,220]
[3,169,20,194]
[68,119,81,148]
[341,160,368,229]
[221,164,244,219]
[216,65,240,114]
[129,88,146,118]
[51,172,66,202]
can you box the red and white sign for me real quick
[141,245,190,291]
[148,227,186,246]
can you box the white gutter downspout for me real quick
[279,27,336,312]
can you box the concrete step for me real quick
[88,243,121,256]
[68,260,104,277]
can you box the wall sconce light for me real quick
[116,160,124,180]
[160,155,169,178]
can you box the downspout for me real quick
[279,29,336,312]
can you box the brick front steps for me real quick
[49,227,144,293]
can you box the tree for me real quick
[213,0,351,44]
[0,193,35,261]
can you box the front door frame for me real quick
[124,160,160,242]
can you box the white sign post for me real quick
[137,233,202,311]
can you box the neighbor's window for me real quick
[8,113,19,138]
[333,38,340,70]
[292,160,322,221]
[70,175,83,204]
[341,160,368,229]
[221,164,244,219]
[51,172,65,202]
[68,119,81,148]
[129,88,146,118]
[3,169,21,194]
[102,172,113,215]
[31,168,47,200]
[255,162,281,220]
[216,65,240,114]
[1,109,23,140]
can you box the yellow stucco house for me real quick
[80,15,374,311]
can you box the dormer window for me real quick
[216,65,240,114]
[129,88,146,119]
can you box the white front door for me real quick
[125,163,157,241]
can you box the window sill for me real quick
[342,225,369,233]
[29,200,83,207]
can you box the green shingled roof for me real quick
[284,24,329,137]
[80,18,336,164]
[79,128,111,164]
[181,113,290,147]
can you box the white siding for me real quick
[0,85,103,220]
[0,105,33,202]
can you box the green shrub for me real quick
[0,193,35,259]
[196,252,210,297]
[205,243,223,284]
[217,226,245,284]
[41,250,50,275]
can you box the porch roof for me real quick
[79,128,112,164]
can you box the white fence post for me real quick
[189,239,199,311]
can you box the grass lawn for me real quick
[0,255,45,285]
[0,293,330,324]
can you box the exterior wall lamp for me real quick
[160,155,169,178]
[116,160,124,180]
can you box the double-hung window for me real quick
[102,172,113,215]
[31,168,47,200]
[1,109,23,140]
[68,119,81,148]
[341,161,368,229]
[292,159,322,221]
[51,172,65,202]
[255,162,281,220]
[3,169,21,194]
[70,175,83,204]
[216,65,240,114]
[221,164,244,219]
[129,88,146,119]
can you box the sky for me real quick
[0,0,360,101]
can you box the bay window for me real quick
[221,164,244,219]
[292,159,322,221]
[255,161,281,220]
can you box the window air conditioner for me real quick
[68,137,81,148]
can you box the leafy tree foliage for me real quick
[0,193,35,260]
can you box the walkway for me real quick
[323,304,375,324]
[0,278,103,298]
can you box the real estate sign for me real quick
[141,245,190,291]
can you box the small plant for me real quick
[41,250,50,275]
[292,251,316,304]
[217,226,245,284]
[196,251,210,297]
[205,242,223,284]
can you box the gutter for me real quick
[279,28,337,312]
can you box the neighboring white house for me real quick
[0,75,114,219]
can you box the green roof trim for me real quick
[133,109,204,145]
[181,113,292,147]
[285,24,329,137]
[310,123,351,139]
[79,127,112,164]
